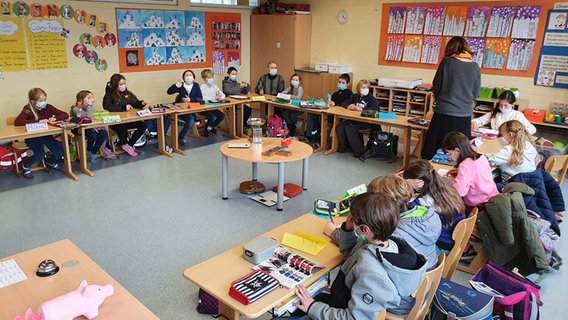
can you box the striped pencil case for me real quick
[229,270,280,305]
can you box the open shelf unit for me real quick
[370,86,434,117]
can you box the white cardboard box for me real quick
[329,64,352,73]
[377,78,423,89]
[314,62,338,72]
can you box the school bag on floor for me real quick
[359,131,398,163]
[429,278,494,320]
[526,209,562,272]
[267,114,283,137]
[471,262,542,320]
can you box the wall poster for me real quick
[535,7,568,89]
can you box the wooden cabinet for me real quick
[295,69,353,99]
[370,86,433,117]
[250,14,311,90]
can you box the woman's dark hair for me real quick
[350,192,400,241]
[444,36,474,57]
[227,67,237,74]
[109,73,136,104]
[403,160,465,226]
[441,131,481,167]
[491,90,516,118]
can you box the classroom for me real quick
[1,0,568,319]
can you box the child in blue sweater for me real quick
[166,69,201,146]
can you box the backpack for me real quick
[359,131,398,163]
[526,209,563,272]
[0,145,26,171]
[266,114,283,137]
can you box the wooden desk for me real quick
[220,138,313,211]
[324,106,424,172]
[0,239,158,319]
[74,110,172,177]
[171,100,245,155]
[0,125,78,181]
[183,213,346,320]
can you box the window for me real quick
[190,0,258,6]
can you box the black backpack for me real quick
[360,131,398,163]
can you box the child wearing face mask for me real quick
[442,131,499,209]
[222,67,251,126]
[71,90,115,163]
[336,79,379,158]
[166,69,201,146]
[14,88,69,178]
[471,90,536,135]
[102,73,148,157]
[280,73,304,136]
[486,120,537,181]
[200,69,226,137]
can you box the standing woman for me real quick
[102,73,148,157]
[422,36,481,160]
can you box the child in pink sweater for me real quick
[442,131,499,209]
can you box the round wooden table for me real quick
[220,138,313,211]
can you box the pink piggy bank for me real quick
[16,280,114,320]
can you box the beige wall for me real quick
[309,0,568,110]
[0,0,251,124]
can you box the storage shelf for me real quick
[371,85,433,118]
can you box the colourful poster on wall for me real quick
[0,17,27,71]
[26,18,67,69]
[535,9,568,88]
[207,12,240,74]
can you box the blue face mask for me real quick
[184,76,194,85]
[36,101,47,109]
[269,69,278,76]
[500,107,513,114]
[229,74,237,81]
[291,80,300,87]
[207,78,215,85]
[338,83,347,91]
[353,225,367,241]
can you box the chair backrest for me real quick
[545,154,568,185]
[6,116,16,125]
[443,207,478,280]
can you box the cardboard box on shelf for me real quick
[328,64,352,74]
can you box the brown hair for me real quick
[499,120,535,167]
[444,36,474,57]
[289,73,301,95]
[182,69,195,79]
[338,73,350,84]
[367,174,414,212]
[491,90,517,119]
[441,131,481,167]
[350,193,400,241]
[403,160,465,226]
[108,73,137,104]
[72,90,92,114]
[267,60,277,68]
[27,88,47,120]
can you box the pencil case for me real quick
[229,270,279,305]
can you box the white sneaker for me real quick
[165,145,173,153]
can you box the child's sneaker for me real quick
[21,166,33,179]
[46,161,61,170]
[102,145,116,159]
[165,145,173,153]
[89,152,98,164]
[121,144,138,157]
[460,246,477,261]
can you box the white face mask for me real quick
[360,88,369,96]
[500,107,513,114]
[229,74,237,81]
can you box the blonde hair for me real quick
[27,88,47,121]
[201,69,213,79]
[355,80,370,94]
[368,174,414,211]
[499,120,535,168]
[267,60,277,68]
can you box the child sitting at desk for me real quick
[285,193,428,319]
[336,79,379,158]
[14,88,69,178]
[200,69,225,137]
[486,120,538,181]
[102,73,148,157]
[403,160,466,254]
[442,131,499,209]
[471,90,536,135]
[166,69,201,146]
[71,90,115,163]
[367,174,442,270]
[222,67,251,126]
[280,73,305,136]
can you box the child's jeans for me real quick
[24,136,63,167]
[145,114,196,138]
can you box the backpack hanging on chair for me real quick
[360,131,398,163]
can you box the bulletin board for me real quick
[115,8,241,73]
[378,1,555,78]
[535,7,568,89]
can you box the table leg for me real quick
[155,115,172,157]
[236,103,246,138]
[314,112,327,153]
[223,105,237,139]
[252,162,258,181]
[218,301,240,320]
[277,162,285,211]
[61,129,78,181]
[171,112,185,156]
[302,157,308,190]
[324,115,340,155]
[222,155,228,200]
[396,126,411,172]
[75,126,94,177]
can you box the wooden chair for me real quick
[382,253,446,320]
[5,116,48,177]
[545,154,568,185]
[443,208,478,280]
[411,110,433,158]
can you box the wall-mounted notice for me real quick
[26,19,67,69]
[535,9,568,89]
[0,18,27,71]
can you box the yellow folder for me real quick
[281,232,329,255]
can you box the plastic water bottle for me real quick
[326,94,332,108]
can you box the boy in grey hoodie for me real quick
[282,192,428,320]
